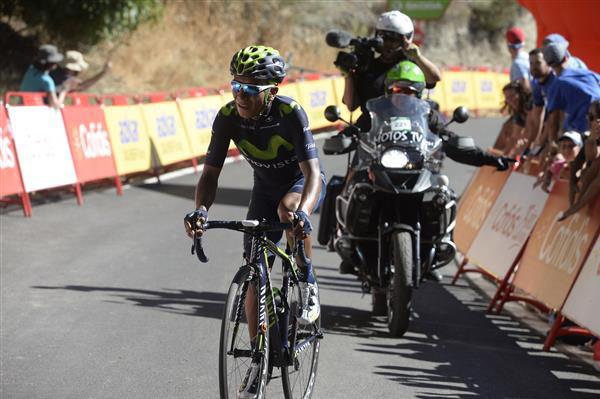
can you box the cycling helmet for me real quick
[376,11,414,41]
[230,45,286,84]
[384,61,425,97]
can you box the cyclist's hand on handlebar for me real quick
[290,210,312,240]
[184,205,208,238]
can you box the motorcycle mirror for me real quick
[324,105,341,122]
[452,106,469,124]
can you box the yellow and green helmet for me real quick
[385,60,426,97]
[230,45,287,84]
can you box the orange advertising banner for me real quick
[0,106,25,197]
[62,106,119,184]
[454,166,511,253]
[513,181,600,310]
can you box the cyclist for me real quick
[184,45,325,398]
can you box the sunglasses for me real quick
[231,80,275,96]
[389,85,418,95]
[376,30,408,42]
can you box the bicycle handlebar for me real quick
[189,219,308,264]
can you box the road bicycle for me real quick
[187,217,323,399]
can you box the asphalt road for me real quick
[2,118,599,398]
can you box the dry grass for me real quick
[6,0,534,95]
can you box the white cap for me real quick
[376,10,414,37]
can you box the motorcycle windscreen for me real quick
[365,94,441,153]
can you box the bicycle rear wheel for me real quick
[281,283,320,399]
[219,270,269,398]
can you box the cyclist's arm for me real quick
[195,164,221,210]
[296,158,321,215]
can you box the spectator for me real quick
[534,131,582,192]
[19,44,73,109]
[506,27,531,91]
[559,101,600,221]
[542,42,600,140]
[498,81,532,156]
[542,33,588,71]
[50,50,111,92]
[527,48,553,149]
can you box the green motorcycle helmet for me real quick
[384,61,426,98]
[230,45,286,84]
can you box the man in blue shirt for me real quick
[542,43,600,141]
[19,44,72,108]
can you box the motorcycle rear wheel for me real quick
[387,231,413,337]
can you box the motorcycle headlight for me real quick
[380,148,409,168]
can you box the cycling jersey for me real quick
[205,95,320,186]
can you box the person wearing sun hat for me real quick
[19,44,73,108]
[506,27,531,91]
[51,50,111,92]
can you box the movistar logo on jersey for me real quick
[238,135,294,160]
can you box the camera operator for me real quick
[341,10,441,132]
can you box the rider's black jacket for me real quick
[428,110,503,168]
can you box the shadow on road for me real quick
[32,285,226,319]
[139,183,251,208]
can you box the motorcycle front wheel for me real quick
[387,231,413,337]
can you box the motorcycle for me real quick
[318,93,470,337]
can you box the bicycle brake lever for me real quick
[192,234,209,263]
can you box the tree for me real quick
[1,0,163,47]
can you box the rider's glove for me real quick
[340,125,360,137]
[295,210,313,235]
[185,206,208,232]
[495,156,514,171]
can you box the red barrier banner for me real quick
[467,172,549,278]
[562,237,600,336]
[454,166,511,253]
[61,106,119,184]
[513,181,600,309]
[0,106,24,197]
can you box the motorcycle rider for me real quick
[184,45,325,398]
[341,61,512,279]
[341,10,442,133]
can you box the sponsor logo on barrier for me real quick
[156,115,176,138]
[491,203,539,243]
[0,134,16,169]
[451,80,467,93]
[309,91,327,108]
[195,109,218,130]
[77,123,112,159]
[463,185,495,228]
[480,80,493,93]
[119,120,139,144]
[539,214,591,274]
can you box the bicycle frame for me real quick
[234,232,302,369]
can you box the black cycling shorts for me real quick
[243,173,326,256]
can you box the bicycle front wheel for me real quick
[281,283,320,399]
[219,270,269,399]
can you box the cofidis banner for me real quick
[62,105,118,184]
[513,181,600,309]
[103,105,152,175]
[467,172,548,278]
[454,166,511,253]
